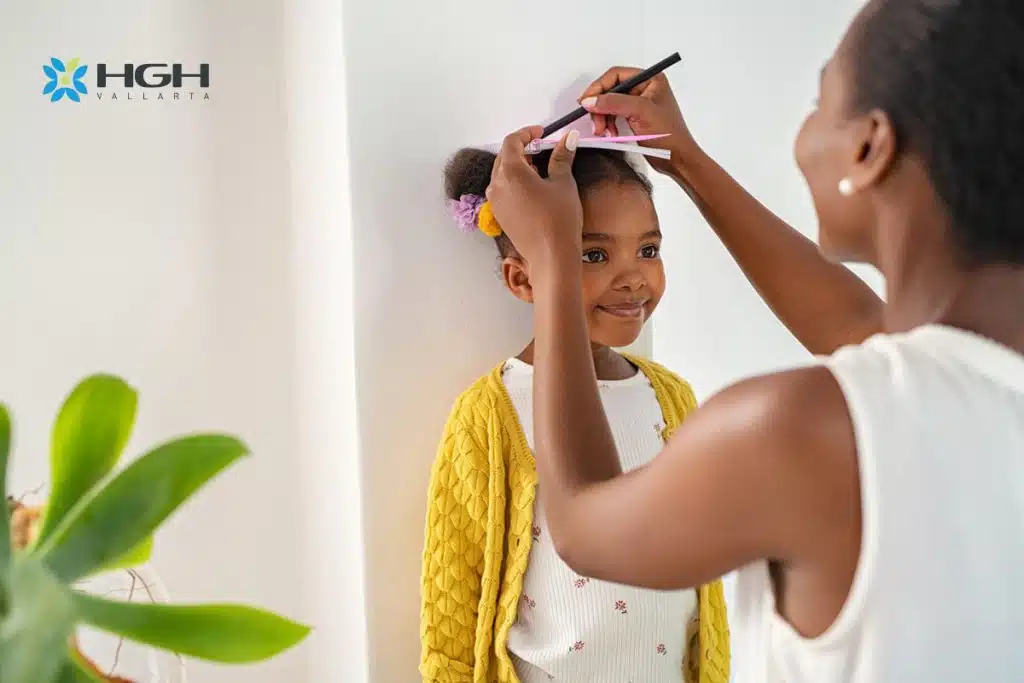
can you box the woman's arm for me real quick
[486,129,861,635]
[527,250,859,591]
[581,69,884,356]
[670,148,883,356]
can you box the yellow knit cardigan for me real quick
[419,355,730,683]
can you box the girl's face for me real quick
[579,182,665,348]
[502,181,665,349]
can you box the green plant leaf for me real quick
[0,558,76,683]
[0,403,11,569]
[73,592,311,663]
[36,375,138,547]
[58,645,106,682]
[93,536,153,576]
[37,434,248,583]
[55,659,101,683]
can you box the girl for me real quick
[419,146,729,683]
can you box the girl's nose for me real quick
[613,266,645,291]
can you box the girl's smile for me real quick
[596,299,650,320]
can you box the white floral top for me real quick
[502,357,697,683]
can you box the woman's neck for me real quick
[516,340,638,381]
[877,200,1024,353]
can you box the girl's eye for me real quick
[582,249,607,264]
[640,244,660,259]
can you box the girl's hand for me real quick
[487,126,583,275]
[579,67,699,178]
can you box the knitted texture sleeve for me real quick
[419,389,491,683]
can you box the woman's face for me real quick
[794,38,879,264]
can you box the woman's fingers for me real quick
[582,92,657,130]
[591,112,614,137]
[582,66,638,139]
[580,66,642,99]
[496,125,543,178]
[583,66,669,136]
[580,66,662,104]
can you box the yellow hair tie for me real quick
[477,201,503,237]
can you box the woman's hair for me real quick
[848,0,1024,266]
[444,147,653,257]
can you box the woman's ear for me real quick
[844,109,897,193]
[500,256,534,304]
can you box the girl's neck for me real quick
[516,341,639,381]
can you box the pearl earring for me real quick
[838,178,855,196]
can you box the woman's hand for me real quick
[579,67,699,178]
[487,126,583,275]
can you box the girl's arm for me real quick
[581,69,884,356]
[419,409,488,683]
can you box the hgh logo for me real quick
[43,57,88,102]
[97,63,210,88]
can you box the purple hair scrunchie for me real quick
[446,194,485,234]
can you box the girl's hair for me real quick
[444,147,653,257]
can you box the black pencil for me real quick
[540,52,682,138]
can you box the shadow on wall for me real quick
[550,75,601,138]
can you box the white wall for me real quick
[3,1,875,681]
[1,2,308,682]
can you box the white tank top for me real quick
[731,323,1024,683]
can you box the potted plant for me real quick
[0,374,311,682]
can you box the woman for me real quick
[485,1,1024,681]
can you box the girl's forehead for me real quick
[583,186,658,232]
[583,182,654,207]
